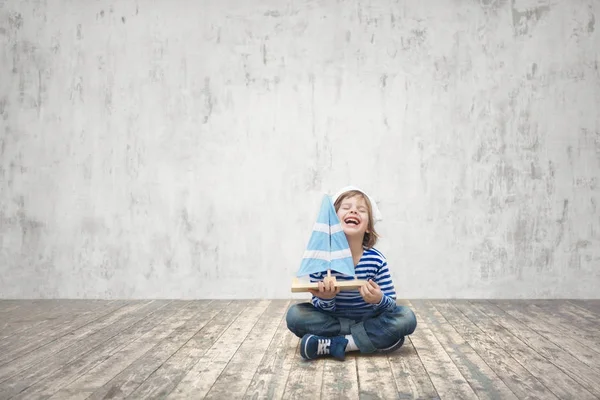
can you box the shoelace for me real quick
[317,338,331,355]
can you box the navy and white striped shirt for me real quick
[309,247,397,317]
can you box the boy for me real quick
[286,186,417,360]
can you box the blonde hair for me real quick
[333,190,380,248]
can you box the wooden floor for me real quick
[0,300,599,400]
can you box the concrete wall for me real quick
[1,0,599,299]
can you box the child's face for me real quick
[336,194,370,239]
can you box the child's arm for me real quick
[372,259,397,311]
[308,273,340,312]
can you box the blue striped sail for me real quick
[296,195,355,277]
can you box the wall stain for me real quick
[0,97,6,120]
[264,10,280,17]
[37,69,44,116]
[202,77,213,124]
[511,0,550,36]
[526,62,538,80]
[588,9,595,33]
[472,239,508,280]
[554,199,569,247]
[380,74,387,88]
[546,160,555,196]
[8,12,23,30]
[76,24,82,40]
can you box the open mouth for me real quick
[344,216,360,226]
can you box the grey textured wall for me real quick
[1,0,599,299]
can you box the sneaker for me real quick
[300,334,349,361]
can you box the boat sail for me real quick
[291,194,368,293]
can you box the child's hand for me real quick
[308,276,340,300]
[360,279,383,304]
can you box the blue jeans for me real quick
[286,302,417,354]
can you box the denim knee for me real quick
[389,305,417,337]
[285,304,303,336]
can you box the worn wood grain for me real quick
[204,300,291,399]
[1,300,599,400]
[281,356,325,400]
[320,355,359,400]
[357,353,399,399]
[568,300,600,316]
[51,300,219,400]
[0,300,60,333]
[121,300,248,400]
[0,301,153,382]
[411,300,517,400]
[531,301,600,341]
[0,300,71,337]
[166,300,271,399]
[454,301,596,400]
[0,300,120,346]
[432,301,559,400]
[387,338,439,400]
[407,302,478,400]
[16,301,204,399]
[243,304,299,400]
[471,300,600,398]
[0,300,169,398]
[0,300,129,367]
[493,301,600,369]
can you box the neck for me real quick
[347,236,364,265]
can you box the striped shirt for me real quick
[309,247,397,317]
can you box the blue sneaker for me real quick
[300,334,349,361]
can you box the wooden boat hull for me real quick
[291,277,368,293]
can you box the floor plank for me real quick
[411,300,518,400]
[0,300,68,335]
[320,355,359,400]
[14,300,197,399]
[166,300,272,399]
[471,300,600,398]
[0,300,118,343]
[204,300,291,399]
[407,301,478,400]
[243,304,299,399]
[0,300,169,398]
[432,301,559,400]
[531,301,600,341]
[356,353,399,399]
[387,338,439,400]
[493,301,600,370]
[281,355,325,400]
[453,301,596,400]
[568,300,600,316]
[80,300,248,400]
[1,300,599,400]
[0,300,128,366]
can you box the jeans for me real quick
[286,302,417,354]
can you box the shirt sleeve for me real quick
[373,257,397,312]
[309,272,336,312]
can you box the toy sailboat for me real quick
[291,194,368,293]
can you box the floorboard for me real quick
[0,299,598,399]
